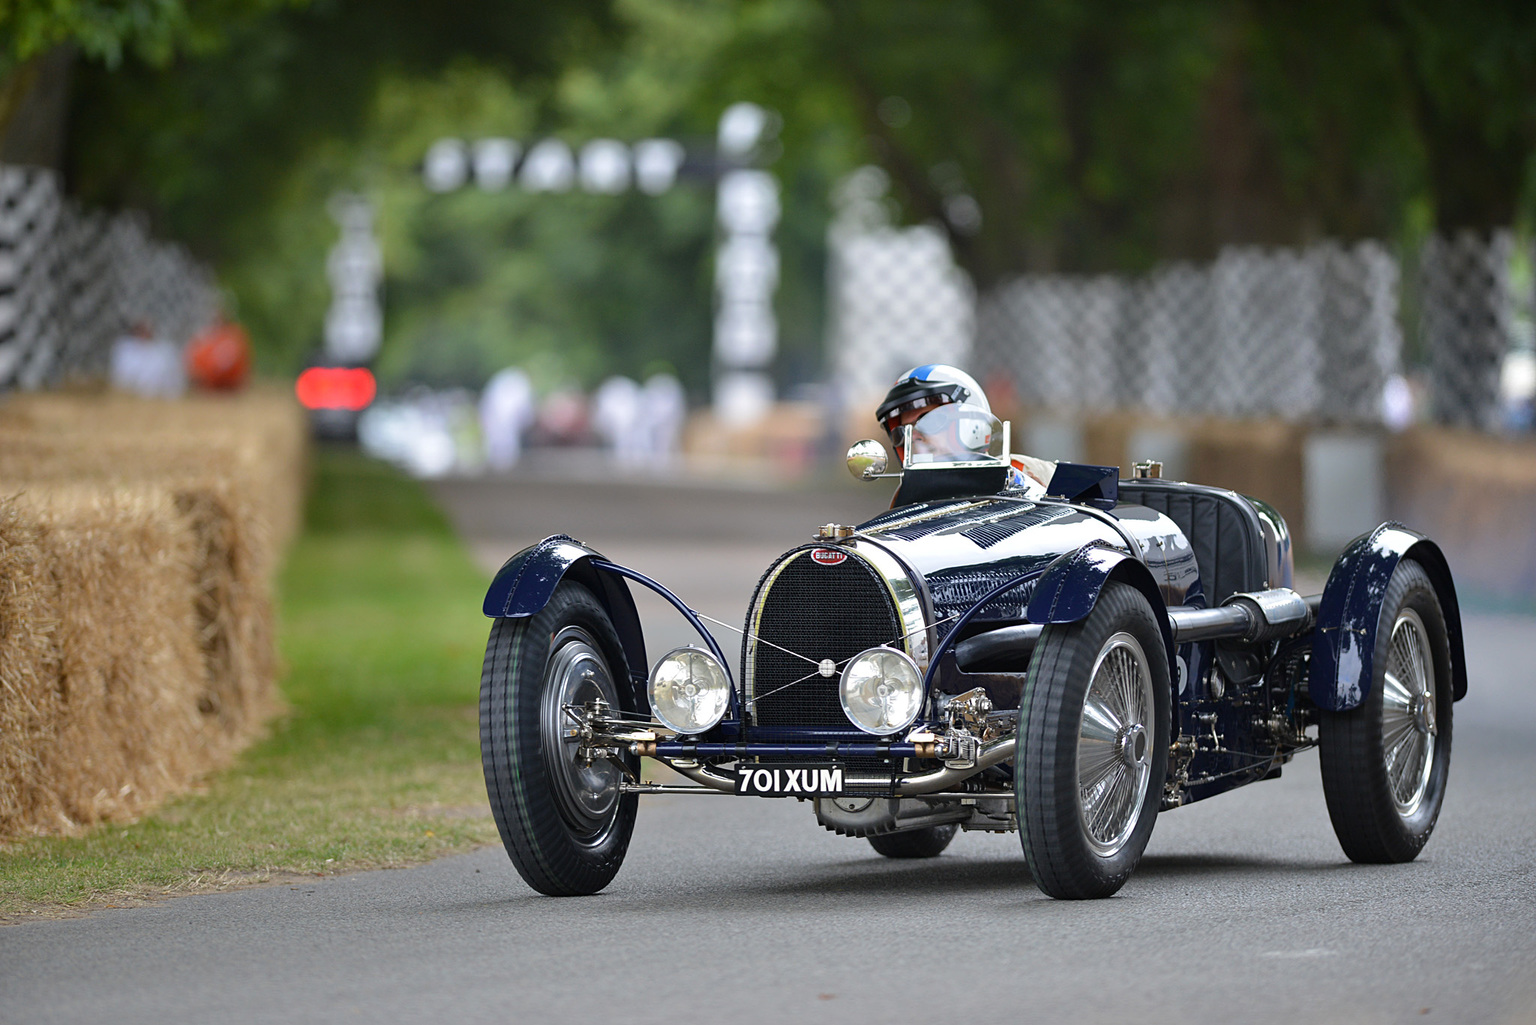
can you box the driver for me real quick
[875,364,1056,491]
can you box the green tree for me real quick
[731,0,1536,281]
[1,0,302,167]
[49,0,1536,387]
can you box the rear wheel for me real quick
[1017,582,1170,899]
[1319,559,1452,863]
[867,823,958,859]
[480,581,638,896]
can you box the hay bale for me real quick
[0,501,60,833]
[0,390,305,838]
[0,387,307,553]
[0,486,212,834]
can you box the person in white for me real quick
[591,375,643,460]
[640,372,687,465]
[109,320,186,399]
[479,367,536,472]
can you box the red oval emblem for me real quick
[810,548,848,566]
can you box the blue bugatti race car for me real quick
[478,414,1464,900]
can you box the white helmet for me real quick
[876,364,996,459]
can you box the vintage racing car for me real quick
[478,417,1464,899]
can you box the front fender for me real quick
[1309,523,1467,712]
[482,535,648,694]
[1025,543,1177,684]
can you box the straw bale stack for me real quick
[0,389,306,837]
[0,388,307,552]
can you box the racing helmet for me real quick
[876,364,998,462]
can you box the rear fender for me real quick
[482,535,648,699]
[1310,523,1466,712]
[1025,543,1177,685]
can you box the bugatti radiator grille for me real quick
[746,550,904,731]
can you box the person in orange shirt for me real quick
[185,318,252,391]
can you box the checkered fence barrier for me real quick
[973,241,1404,423]
[977,234,1536,428]
[832,223,1534,430]
[1413,230,1535,431]
[0,164,218,391]
[828,222,976,403]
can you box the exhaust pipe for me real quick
[1168,588,1315,643]
[956,588,1318,670]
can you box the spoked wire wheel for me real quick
[1077,632,1155,858]
[1381,608,1437,817]
[1319,558,1453,864]
[1018,582,1170,899]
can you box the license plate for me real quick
[733,764,845,797]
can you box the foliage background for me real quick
[3,0,1533,396]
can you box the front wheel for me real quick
[1318,559,1453,863]
[1017,582,1170,899]
[480,581,638,896]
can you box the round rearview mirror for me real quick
[846,439,889,480]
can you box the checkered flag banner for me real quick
[0,164,218,392]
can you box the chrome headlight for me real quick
[839,647,924,735]
[648,646,731,735]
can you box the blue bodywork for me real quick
[482,535,650,702]
[1023,541,1177,683]
[1043,462,1120,511]
[483,535,596,618]
[482,535,737,714]
[1309,523,1467,712]
[485,492,1192,733]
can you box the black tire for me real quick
[1017,582,1171,899]
[480,581,638,896]
[867,823,958,859]
[1319,559,1453,863]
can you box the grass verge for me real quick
[0,448,499,923]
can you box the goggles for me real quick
[880,394,950,435]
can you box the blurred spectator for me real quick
[109,320,185,398]
[358,389,479,478]
[185,319,253,391]
[479,367,536,471]
[359,396,451,477]
[591,375,642,458]
[532,388,589,446]
[1499,351,1536,433]
[641,372,686,464]
[1380,373,1415,432]
[358,400,416,465]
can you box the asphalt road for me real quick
[5,470,1535,1025]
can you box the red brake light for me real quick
[296,367,376,411]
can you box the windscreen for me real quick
[905,404,1005,465]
